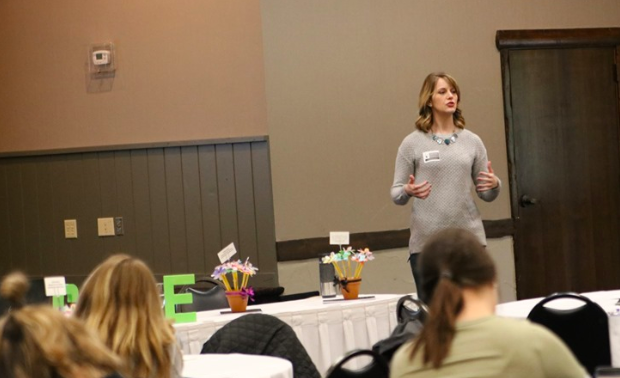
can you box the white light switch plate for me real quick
[64,219,78,239]
[97,217,115,236]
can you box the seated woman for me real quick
[75,254,183,378]
[390,228,587,378]
[0,272,123,378]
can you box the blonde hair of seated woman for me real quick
[75,254,181,378]
[0,271,122,378]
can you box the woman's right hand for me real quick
[405,175,431,199]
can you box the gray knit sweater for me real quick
[391,129,500,253]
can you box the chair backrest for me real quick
[527,292,610,375]
[201,313,320,378]
[371,295,427,363]
[279,290,319,302]
[396,294,428,324]
[177,284,228,312]
[596,367,620,377]
[325,349,389,378]
[251,286,285,305]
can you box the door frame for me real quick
[496,28,620,298]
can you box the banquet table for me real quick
[182,354,293,378]
[174,294,401,374]
[495,289,620,366]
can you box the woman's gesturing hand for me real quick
[405,174,432,199]
[476,161,499,192]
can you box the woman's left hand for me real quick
[476,161,499,192]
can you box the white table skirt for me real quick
[174,294,401,374]
[495,290,620,366]
[182,354,293,378]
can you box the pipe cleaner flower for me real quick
[324,247,374,280]
[211,257,258,292]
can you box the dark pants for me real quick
[408,253,422,293]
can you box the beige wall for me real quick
[261,0,620,242]
[0,0,267,153]
[2,1,620,271]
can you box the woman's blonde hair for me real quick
[0,272,121,378]
[75,254,177,378]
[415,72,466,132]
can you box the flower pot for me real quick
[339,278,362,300]
[225,291,249,312]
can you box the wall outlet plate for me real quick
[64,219,78,239]
[97,217,115,237]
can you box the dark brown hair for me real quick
[410,228,496,368]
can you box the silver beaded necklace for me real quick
[431,132,458,145]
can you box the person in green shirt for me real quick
[390,228,588,378]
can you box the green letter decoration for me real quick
[163,274,196,323]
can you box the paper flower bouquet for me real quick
[322,247,374,299]
[211,258,258,312]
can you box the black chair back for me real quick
[325,349,389,378]
[596,367,620,377]
[177,278,228,312]
[372,295,427,363]
[527,292,610,375]
[201,313,320,378]
[396,294,428,324]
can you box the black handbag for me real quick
[372,295,428,363]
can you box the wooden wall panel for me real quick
[215,144,239,252]
[21,160,42,276]
[251,142,277,285]
[0,140,278,286]
[0,165,10,270]
[114,150,137,257]
[147,148,172,274]
[49,158,68,274]
[233,143,259,264]
[181,146,205,273]
[163,148,188,273]
[130,149,154,264]
[37,160,58,275]
[6,162,26,270]
[79,153,104,269]
[198,145,222,273]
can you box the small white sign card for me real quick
[44,276,67,297]
[218,242,238,263]
[330,231,350,246]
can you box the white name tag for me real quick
[423,150,440,163]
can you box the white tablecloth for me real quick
[495,290,620,366]
[174,294,400,374]
[182,354,293,378]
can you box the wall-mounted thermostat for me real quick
[89,42,116,77]
[92,50,111,66]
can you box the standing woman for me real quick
[75,254,183,378]
[390,228,586,378]
[391,72,500,294]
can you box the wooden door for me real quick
[498,30,620,299]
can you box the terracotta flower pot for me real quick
[340,278,362,300]
[225,291,249,312]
